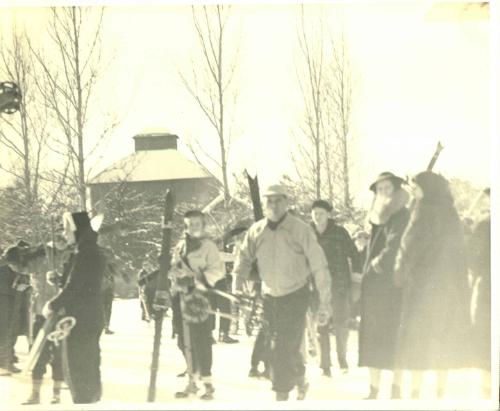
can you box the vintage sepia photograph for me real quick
[0,0,497,409]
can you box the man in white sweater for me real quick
[234,185,331,401]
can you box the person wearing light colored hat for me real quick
[233,184,331,401]
[359,172,410,400]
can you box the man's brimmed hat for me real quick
[262,184,288,197]
[369,172,405,192]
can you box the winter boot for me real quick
[22,380,42,405]
[200,383,215,400]
[220,333,239,344]
[391,384,402,399]
[364,385,379,400]
[296,377,309,401]
[177,369,187,378]
[276,391,289,401]
[175,379,198,399]
[339,358,349,374]
[322,367,332,377]
[0,367,11,376]
[51,380,62,404]
[248,367,260,378]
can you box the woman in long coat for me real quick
[359,172,410,399]
[393,172,473,398]
[467,188,490,398]
[48,211,106,404]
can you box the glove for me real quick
[195,281,207,292]
[351,272,364,284]
[42,301,53,318]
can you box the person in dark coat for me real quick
[0,242,34,375]
[393,172,473,399]
[9,246,64,406]
[350,230,369,326]
[310,199,362,376]
[468,187,491,398]
[0,259,24,375]
[359,172,410,399]
[46,211,106,404]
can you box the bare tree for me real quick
[324,33,353,208]
[179,5,239,206]
[0,28,54,243]
[0,28,48,208]
[295,6,354,210]
[28,6,116,210]
[296,5,325,199]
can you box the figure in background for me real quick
[209,274,239,344]
[0,246,27,375]
[46,212,106,404]
[234,184,331,401]
[13,247,63,406]
[170,210,225,400]
[358,172,410,399]
[393,171,473,399]
[0,242,34,375]
[310,199,362,376]
[350,231,370,329]
[248,280,271,379]
[468,187,491,398]
[138,267,158,323]
[100,247,117,335]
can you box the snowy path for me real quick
[1,298,493,410]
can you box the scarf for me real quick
[178,233,204,270]
[267,212,288,231]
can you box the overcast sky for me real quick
[0,1,491,207]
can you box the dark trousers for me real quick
[172,294,213,378]
[267,285,309,393]
[318,290,350,370]
[251,297,272,371]
[32,315,63,381]
[65,325,103,404]
[0,294,20,369]
[103,291,113,329]
[209,277,232,335]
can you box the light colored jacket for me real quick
[234,213,331,310]
[170,237,225,289]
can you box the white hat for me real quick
[262,184,288,197]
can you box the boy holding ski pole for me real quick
[170,210,225,400]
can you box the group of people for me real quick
[232,170,491,401]
[0,169,492,405]
[164,170,491,402]
[0,212,117,404]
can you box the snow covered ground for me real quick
[1,298,496,410]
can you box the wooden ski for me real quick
[244,170,264,336]
[147,189,175,402]
[426,141,444,171]
[23,313,58,373]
